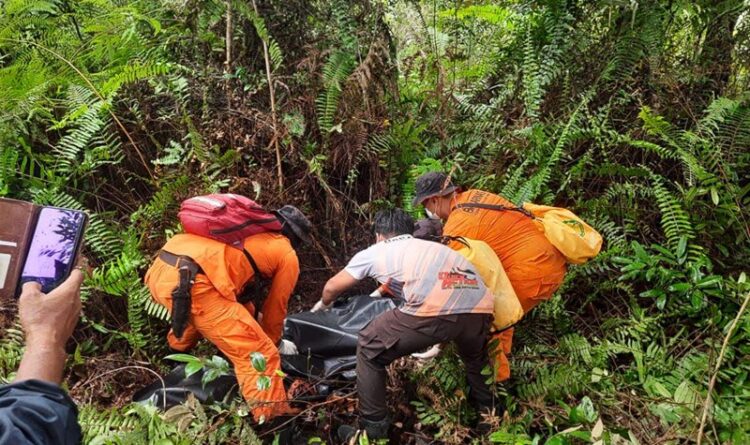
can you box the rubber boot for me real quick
[337,416,390,442]
[476,404,505,436]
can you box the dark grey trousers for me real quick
[356,308,494,420]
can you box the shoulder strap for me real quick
[242,249,263,279]
[439,235,471,248]
[456,202,533,218]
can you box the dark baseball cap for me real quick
[411,172,457,206]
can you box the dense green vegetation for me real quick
[1,0,749,443]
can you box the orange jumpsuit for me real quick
[145,232,299,420]
[443,189,567,381]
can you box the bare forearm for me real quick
[14,340,67,384]
[321,270,359,306]
[321,283,340,305]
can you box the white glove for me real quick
[411,344,442,360]
[278,339,299,355]
[310,299,333,313]
[369,288,383,298]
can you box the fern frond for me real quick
[99,61,171,98]
[52,101,106,174]
[647,172,703,260]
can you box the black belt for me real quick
[158,250,203,275]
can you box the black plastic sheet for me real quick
[282,295,400,357]
[132,364,238,410]
[133,295,399,409]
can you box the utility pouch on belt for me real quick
[159,250,202,340]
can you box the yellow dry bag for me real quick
[452,237,524,331]
[521,203,603,265]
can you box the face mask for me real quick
[424,206,440,220]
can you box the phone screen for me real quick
[20,207,86,293]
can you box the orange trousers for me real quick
[146,260,289,420]
[491,275,564,381]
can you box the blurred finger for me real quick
[55,269,85,294]
[21,281,42,294]
[75,256,92,275]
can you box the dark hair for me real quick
[372,208,415,239]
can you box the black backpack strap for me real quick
[238,249,269,308]
[456,202,533,218]
[438,235,471,248]
[242,249,263,279]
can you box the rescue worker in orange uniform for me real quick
[145,205,311,420]
[412,172,567,381]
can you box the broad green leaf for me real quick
[668,283,691,293]
[569,396,597,424]
[656,294,667,310]
[250,352,267,372]
[676,236,687,259]
[690,291,704,309]
[166,353,200,363]
[697,276,722,289]
[544,435,572,445]
[185,360,203,377]
[257,375,271,391]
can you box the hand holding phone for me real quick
[15,266,84,384]
[19,268,84,344]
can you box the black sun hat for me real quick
[411,171,457,206]
[274,205,312,244]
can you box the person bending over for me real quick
[145,205,311,421]
[413,171,567,381]
[313,208,497,441]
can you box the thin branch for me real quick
[252,0,284,192]
[225,0,232,71]
[696,291,750,445]
[258,389,357,437]
[73,365,167,411]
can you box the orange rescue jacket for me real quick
[443,189,567,286]
[151,232,299,344]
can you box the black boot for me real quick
[337,416,390,442]
[476,404,505,436]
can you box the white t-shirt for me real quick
[344,235,494,317]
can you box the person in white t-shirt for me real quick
[312,208,498,441]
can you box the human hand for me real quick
[278,339,299,355]
[411,344,441,361]
[310,299,332,313]
[15,263,85,384]
[19,267,84,351]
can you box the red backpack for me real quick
[178,194,282,248]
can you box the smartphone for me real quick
[19,207,88,294]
